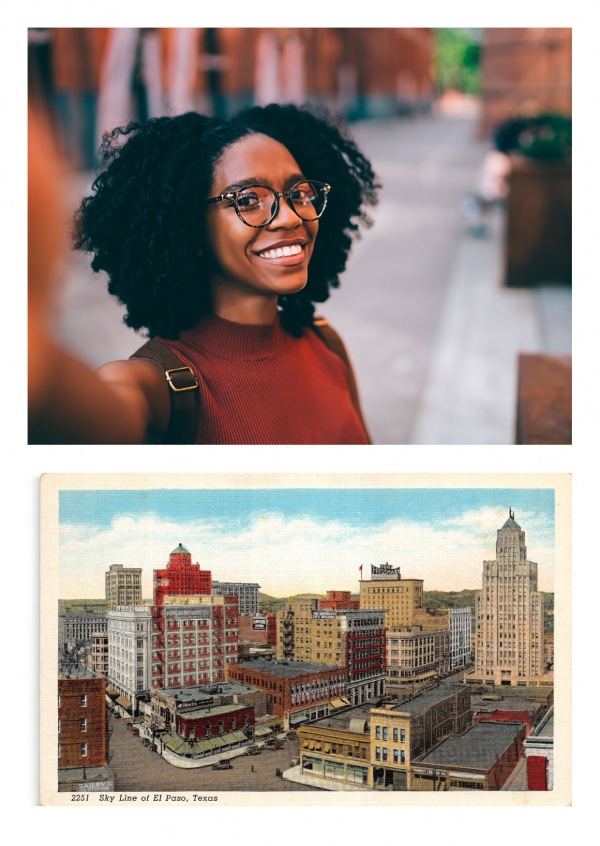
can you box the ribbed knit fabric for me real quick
[156,314,369,445]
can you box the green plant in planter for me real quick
[516,114,572,160]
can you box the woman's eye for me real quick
[237,192,260,208]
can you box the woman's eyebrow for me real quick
[222,173,306,193]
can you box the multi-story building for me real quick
[58,613,107,649]
[369,684,472,790]
[296,704,374,789]
[238,613,277,646]
[277,600,386,704]
[87,632,109,677]
[359,564,450,632]
[450,607,472,670]
[474,511,545,686]
[58,663,114,792]
[228,658,347,729]
[151,595,239,690]
[412,720,526,791]
[524,706,554,791]
[212,581,260,615]
[319,591,359,610]
[153,543,211,606]
[107,605,152,714]
[151,681,268,732]
[105,563,142,610]
[386,628,451,683]
[161,702,255,763]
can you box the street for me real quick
[107,713,316,792]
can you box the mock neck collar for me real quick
[177,312,286,361]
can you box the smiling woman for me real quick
[50,103,379,445]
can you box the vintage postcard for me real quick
[40,473,571,806]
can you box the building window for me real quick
[393,749,399,763]
[382,726,388,741]
[375,725,381,739]
[80,694,87,707]
[80,718,87,732]
[81,743,88,757]
[401,750,405,764]
[375,746,381,761]
[393,727,398,742]
[382,747,388,762]
[400,729,406,742]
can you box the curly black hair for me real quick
[73,103,379,339]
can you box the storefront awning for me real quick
[116,696,132,710]
[105,686,119,698]
[231,730,247,743]
[255,726,272,737]
[289,713,307,726]
[330,698,346,709]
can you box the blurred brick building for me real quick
[479,28,572,138]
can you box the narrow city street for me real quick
[108,714,316,792]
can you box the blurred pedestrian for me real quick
[60,104,379,444]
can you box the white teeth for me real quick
[259,244,303,259]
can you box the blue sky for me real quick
[59,487,555,598]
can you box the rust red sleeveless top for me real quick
[155,314,368,445]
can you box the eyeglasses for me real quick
[207,180,331,228]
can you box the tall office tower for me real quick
[475,511,545,686]
[105,564,142,610]
[153,544,212,606]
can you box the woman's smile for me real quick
[255,238,309,265]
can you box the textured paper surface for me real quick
[40,472,571,806]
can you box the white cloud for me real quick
[59,505,555,599]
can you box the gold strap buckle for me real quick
[165,366,198,392]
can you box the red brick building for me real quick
[479,28,572,138]
[58,668,108,770]
[319,590,359,610]
[175,702,254,740]
[238,613,277,645]
[228,658,347,728]
[474,708,532,736]
[412,720,527,791]
[151,594,239,689]
[153,543,212,606]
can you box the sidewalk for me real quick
[411,209,571,444]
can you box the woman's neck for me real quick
[211,290,279,325]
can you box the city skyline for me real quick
[59,487,555,598]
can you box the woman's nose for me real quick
[268,195,301,228]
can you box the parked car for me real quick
[266,740,285,749]
[131,726,139,735]
[244,745,261,755]
[286,731,297,739]
[212,759,233,770]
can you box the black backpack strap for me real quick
[130,340,198,445]
[312,317,372,444]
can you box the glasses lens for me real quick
[236,186,276,225]
[290,181,326,220]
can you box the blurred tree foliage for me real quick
[434,28,482,94]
